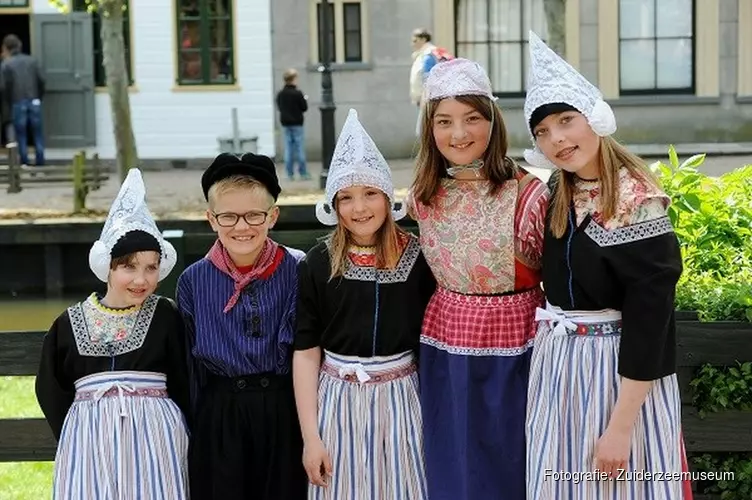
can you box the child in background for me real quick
[36,168,191,499]
[294,109,435,499]
[176,152,307,500]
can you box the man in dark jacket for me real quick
[275,69,309,181]
[1,34,46,166]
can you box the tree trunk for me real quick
[543,0,567,58]
[100,0,138,182]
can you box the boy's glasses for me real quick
[212,209,273,227]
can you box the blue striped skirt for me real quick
[527,304,692,499]
[53,371,189,500]
[309,350,428,500]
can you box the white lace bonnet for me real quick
[315,108,406,226]
[422,57,495,101]
[88,168,177,283]
[523,31,617,168]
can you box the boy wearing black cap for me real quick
[176,152,307,499]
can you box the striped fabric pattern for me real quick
[176,248,303,377]
[53,371,189,500]
[527,313,690,499]
[309,351,428,500]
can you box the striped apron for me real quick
[53,371,189,500]
[526,303,692,499]
[308,350,428,500]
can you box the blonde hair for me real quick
[207,175,275,209]
[548,135,661,238]
[327,198,407,279]
[283,68,298,84]
[412,94,517,205]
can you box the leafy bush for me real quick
[652,147,752,321]
[692,452,752,500]
[690,362,752,417]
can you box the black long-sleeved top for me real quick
[35,294,191,440]
[276,84,308,126]
[295,234,436,357]
[543,170,683,381]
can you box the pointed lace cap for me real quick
[88,168,177,282]
[523,31,616,137]
[315,109,405,226]
[423,58,495,101]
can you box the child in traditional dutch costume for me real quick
[408,59,549,500]
[523,32,693,499]
[35,168,190,499]
[294,109,435,499]
[176,152,307,500]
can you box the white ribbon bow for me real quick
[535,307,577,337]
[338,363,372,384]
[93,382,136,417]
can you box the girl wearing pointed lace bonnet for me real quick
[407,58,549,500]
[523,32,692,499]
[35,169,192,499]
[294,109,435,498]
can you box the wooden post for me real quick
[6,146,21,194]
[91,153,102,190]
[72,152,87,213]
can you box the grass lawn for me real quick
[0,376,53,500]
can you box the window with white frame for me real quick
[455,0,547,96]
[618,0,694,94]
[313,0,364,64]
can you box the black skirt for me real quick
[189,372,307,500]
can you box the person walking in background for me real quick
[276,68,310,181]
[409,29,453,136]
[1,34,45,167]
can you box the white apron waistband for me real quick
[74,371,168,416]
[322,350,416,384]
[535,302,622,337]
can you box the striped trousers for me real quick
[53,371,189,500]
[308,351,428,500]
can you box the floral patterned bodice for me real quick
[573,167,670,228]
[410,174,548,295]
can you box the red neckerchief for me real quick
[206,238,282,313]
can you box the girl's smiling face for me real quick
[533,110,601,179]
[432,98,491,166]
[335,185,389,246]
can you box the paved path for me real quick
[1,154,749,220]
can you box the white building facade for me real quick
[1,0,276,162]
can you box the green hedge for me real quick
[654,147,752,322]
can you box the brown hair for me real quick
[412,94,518,205]
[548,135,661,238]
[328,198,407,279]
[412,28,432,42]
[109,251,161,270]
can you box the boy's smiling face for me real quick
[207,185,279,267]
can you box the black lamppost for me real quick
[318,0,336,190]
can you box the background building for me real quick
[272,0,752,159]
[0,0,276,162]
